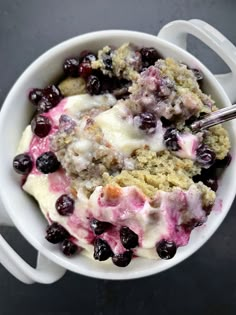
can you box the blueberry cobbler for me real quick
[13,44,231,267]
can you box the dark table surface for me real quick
[1,0,236,314]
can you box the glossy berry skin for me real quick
[140,47,160,66]
[136,112,156,131]
[45,223,69,244]
[44,85,62,106]
[86,75,101,95]
[163,128,180,151]
[94,238,113,261]
[103,54,113,70]
[31,115,51,138]
[78,62,92,78]
[79,51,97,63]
[30,85,62,112]
[112,251,133,267]
[29,88,43,105]
[56,194,75,216]
[156,239,177,260]
[13,154,33,175]
[196,144,216,168]
[37,97,54,113]
[63,58,79,77]
[120,226,139,249]
[90,218,112,235]
[36,151,60,174]
[61,239,78,256]
[37,85,62,113]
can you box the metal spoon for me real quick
[190,104,236,132]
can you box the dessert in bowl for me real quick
[1,20,236,282]
[12,43,232,266]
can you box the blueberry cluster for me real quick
[192,152,231,193]
[45,222,79,257]
[63,47,161,98]
[90,219,179,264]
[29,85,62,113]
[90,220,139,267]
[63,51,131,98]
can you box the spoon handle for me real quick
[191,104,236,131]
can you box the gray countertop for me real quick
[0,0,236,314]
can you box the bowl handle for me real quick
[158,19,236,103]
[0,197,66,284]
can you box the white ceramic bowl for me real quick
[0,19,236,284]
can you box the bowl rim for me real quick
[0,29,235,280]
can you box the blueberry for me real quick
[103,54,113,70]
[78,61,92,78]
[61,239,78,256]
[204,177,218,191]
[156,239,177,260]
[13,153,33,175]
[86,75,101,95]
[163,128,180,151]
[140,47,160,66]
[192,167,218,191]
[215,153,232,168]
[31,115,51,138]
[29,88,43,105]
[99,74,115,93]
[100,75,126,94]
[136,112,157,131]
[141,61,151,71]
[196,164,217,180]
[196,144,216,168]
[79,51,97,63]
[37,85,62,113]
[63,58,79,77]
[112,79,131,99]
[160,116,172,128]
[191,68,204,81]
[192,174,201,183]
[56,194,74,216]
[185,115,198,126]
[37,97,54,113]
[94,238,113,261]
[43,85,62,107]
[112,251,133,267]
[36,151,60,174]
[45,222,69,244]
[90,218,112,235]
[120,226,139,249]
[185,112,207,127]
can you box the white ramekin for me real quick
[0,19,236,284]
